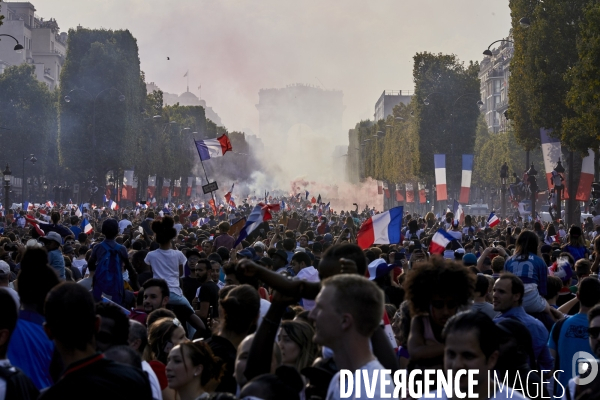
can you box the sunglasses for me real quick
[431,300,458,310]
[588,327,600,339]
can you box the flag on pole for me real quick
[576,149,595,201]
[109,200,118,210]
[488,212,500,228]
[434,154,447,201]
[460,155,473,203]
[194,135,233,161]
[356,206,403,249]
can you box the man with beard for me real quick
[189,258,219,324]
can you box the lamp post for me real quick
[0,34,24,52]
[526,163,538,220]
[490,188,497,212]
[553,159,565,222]
[64,87,125,176]
[21,153,37,204]
[500,162,509,218]
[42,180,48,201]
[483,39,515,57]
[3,164,12,210]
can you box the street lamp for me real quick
[42,180,48,201]
[0,34,24,52]
[3,164,12,209]
[64,87,126,175]
[519,17,531,28]
[22,154,37,204]
[483,39,514,57]
[526,163,538,220]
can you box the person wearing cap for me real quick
[271,249,289,273]
[40,231,65,280]
[462,253,478,268]
[0,260,19,309]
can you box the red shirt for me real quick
[148,360,167,390]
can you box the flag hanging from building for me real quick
[383,182,390,199]
[459,155,473,204]
[122,170,134,201]
[377,181,383,195]
[147,176,157,199]
[434,154,447,201]
[162,179,171,198]
[194,135,232,161]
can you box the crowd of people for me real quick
[2,199,600,399]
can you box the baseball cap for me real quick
[272,249,288,262]
[0,260,9,275]
[40,231,62,246]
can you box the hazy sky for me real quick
[36,0,511,137]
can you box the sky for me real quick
[35,0,511,138]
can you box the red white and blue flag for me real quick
[434,154,447,201]
[194,134,232,161]
[357,206,403,249]
[81,218,93,235]
[460,154,473,203]
[488,212,500,228]
[234,203,280,247]
[429,229,455,254]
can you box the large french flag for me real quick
[162,179,171,198]
[488,212,500,228]
[357,206,403,249]
[405,183,414,203]
[418,183,426,204]
[576,150,595,201]
[395,183,405,202]
[122,170,134,201]
[434,154,447,201]
[234,203,280,247]
[377,181,383,195]
[147,176,157,199]
[429,229,455,254]
[383,182,390,199]
[541,129,565,195]
[195,134,233,161]
[460,155,473,204]
[173,179,181,197]
[186,177,194,197]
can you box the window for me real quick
[494,80,501,94]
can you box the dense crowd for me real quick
[2,201,600,399]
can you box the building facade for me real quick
[374,90,413,121]
[478,36,513,133]
[0,2,67,89]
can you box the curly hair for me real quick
[403,258,476,316]
[151,216,177,245]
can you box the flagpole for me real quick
[193,139,217,209]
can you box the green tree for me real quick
[411,52,481,193]
[58,28,146,182]
[0,64,58,188]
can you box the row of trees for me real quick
[0,27,254,203]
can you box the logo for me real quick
[572,351,598,386]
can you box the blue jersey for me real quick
[505,252,548,296]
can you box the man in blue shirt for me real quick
[40,232,65,280]
[548,277,600,391]
[493,273,554,371]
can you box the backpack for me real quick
[92,241,125,305]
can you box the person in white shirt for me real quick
[309,274,392,399]
[118,214,132,234]
[420,311,527,400]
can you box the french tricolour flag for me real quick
[459,154,473,203]
[81,218,93,235]
[434,154,447,201]
[488,212,500,228]
[357,206,403,249]
[109,200,118,210]
[429,229,455,254]
[194,134,233,161]
[576,149,595,201]
[234,203,280,247]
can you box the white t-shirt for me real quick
[327,359,393,399]
[174,223,183,235]
[145,249,187,296]
[118,219,132,234]
[141,360,163,400]
[296,266,320,311]
[72,258,87,274]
